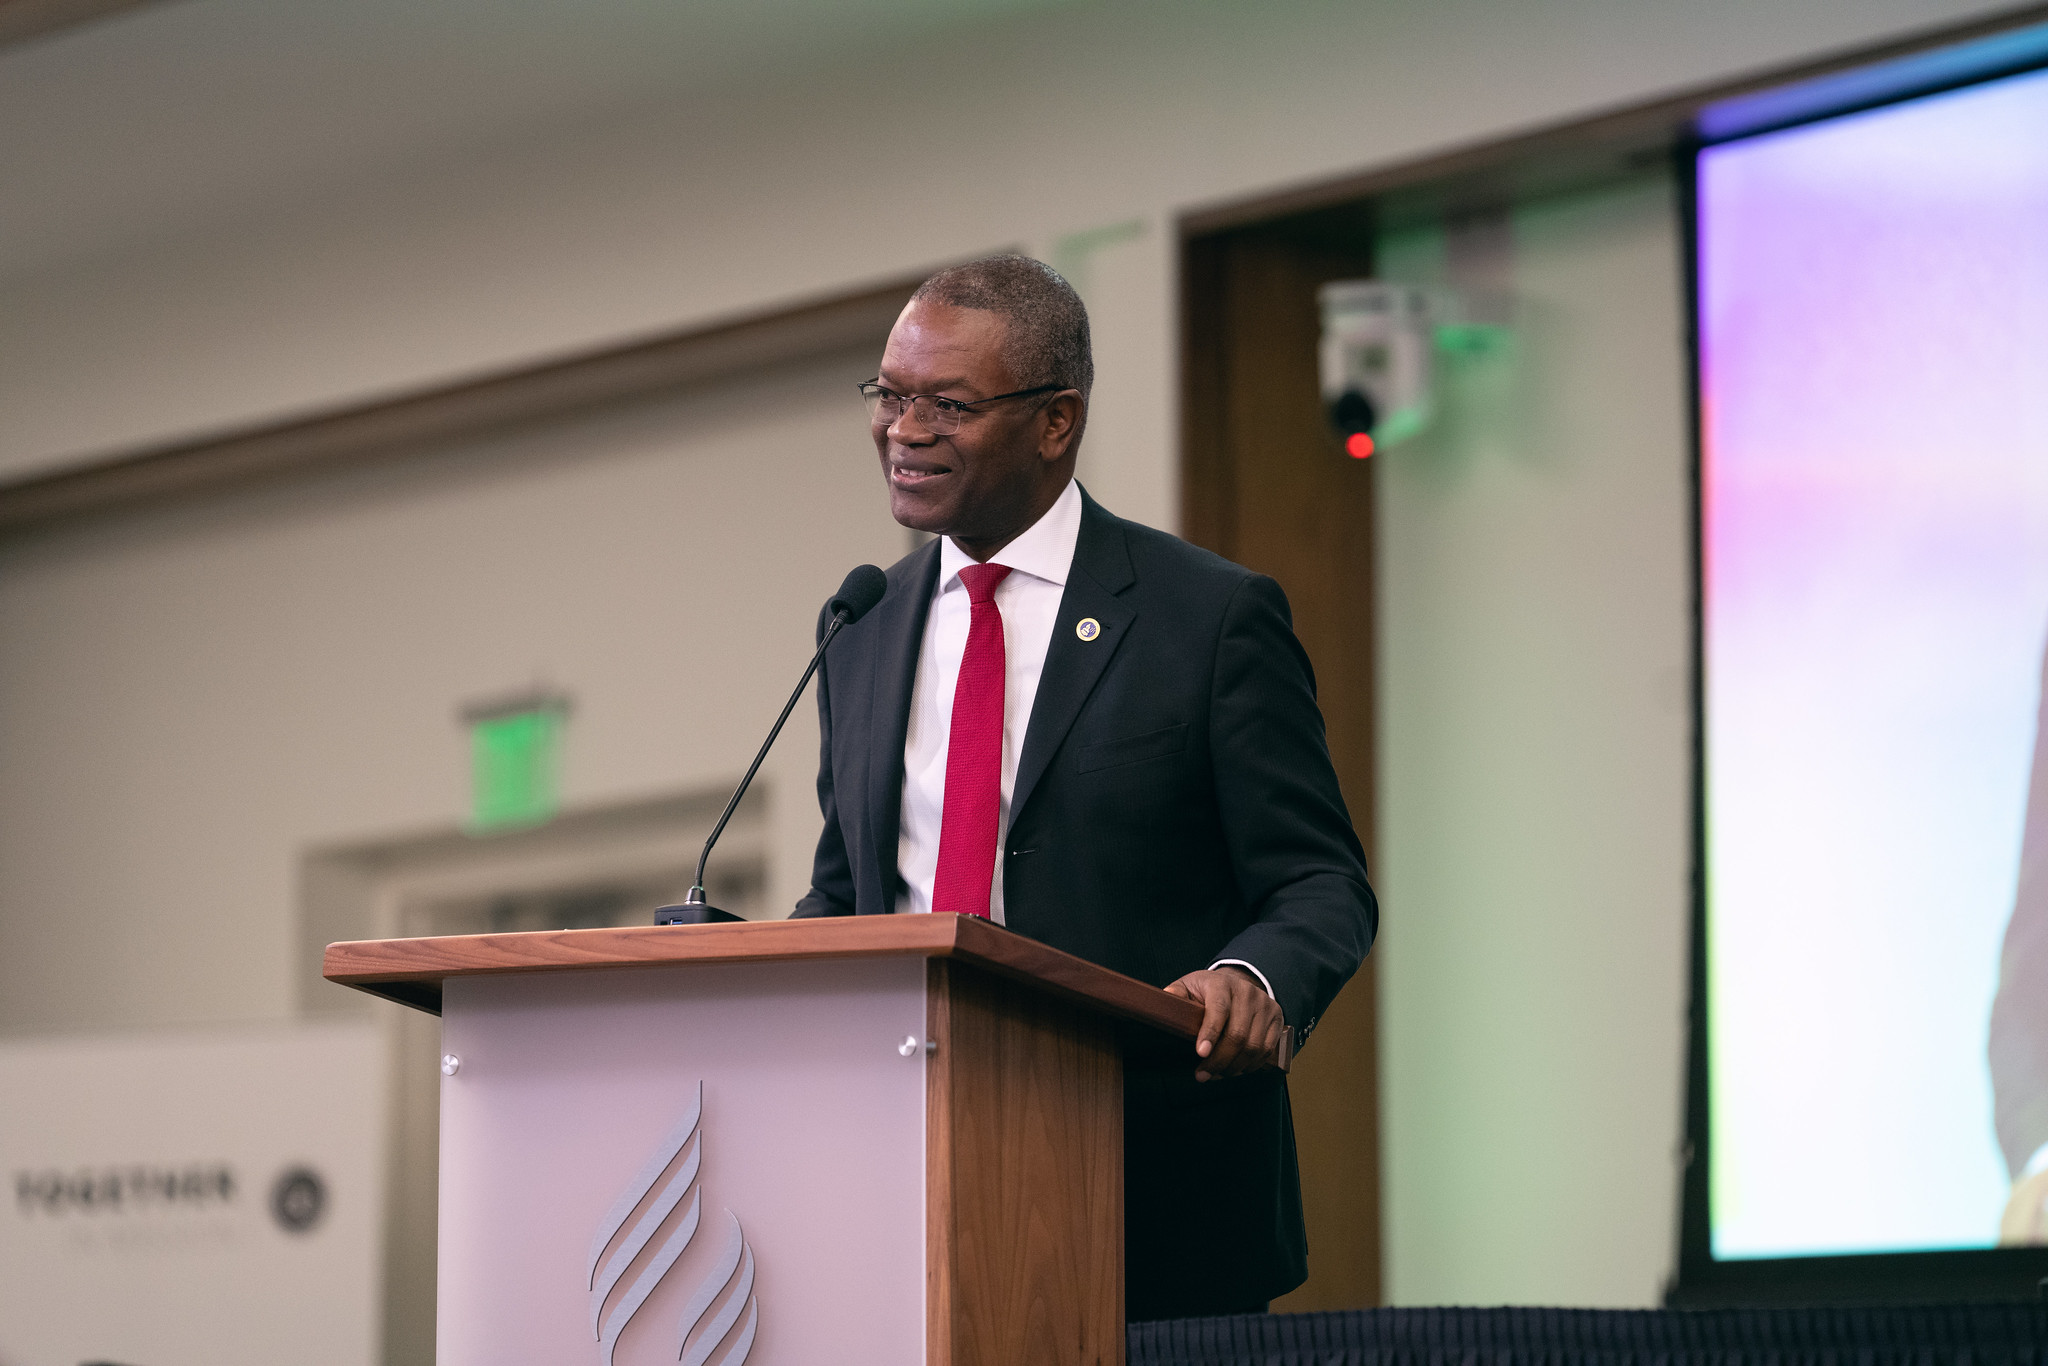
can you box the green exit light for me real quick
[464,693,569,832]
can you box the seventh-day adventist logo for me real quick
[586,1083,758,1366]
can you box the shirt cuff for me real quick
[2024,1143,2048,1181]
[1208,958,1277,1006]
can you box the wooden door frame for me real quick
[1180,212,1384,1312]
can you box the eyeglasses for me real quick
[858,381,1063,435]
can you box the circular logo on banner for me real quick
[1075,618,1101,642]
[270,1166,327,1234]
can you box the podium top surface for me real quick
[323,913,1203,1040]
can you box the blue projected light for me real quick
[1697,22,2048,142]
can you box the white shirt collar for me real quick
[937,478,1082,592]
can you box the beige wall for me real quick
[1376,174,1694,1305]
[0,162,1691,1312]
[0,0,2005,480]
[0,348,905,1032]
[0,0,2002,1313]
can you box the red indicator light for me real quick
[1345,432,1375,460]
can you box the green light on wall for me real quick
[1435,321,1513,357]
[463,692,570,832]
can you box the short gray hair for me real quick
[910,255,1093,398]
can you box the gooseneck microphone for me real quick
[655,564,889,925]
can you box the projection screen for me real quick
[1697,57,2048,1264]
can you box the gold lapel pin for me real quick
[1076,617,1101,642]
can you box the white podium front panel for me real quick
[439,957,928,1366]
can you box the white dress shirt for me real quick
[897,479,1082,922]
[892,479,1275,1003]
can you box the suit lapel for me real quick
[1011,493,1137,823]
[865,539,941,903]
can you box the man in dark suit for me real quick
[794,255,1376,1318]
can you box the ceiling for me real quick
[0,0,1080,283]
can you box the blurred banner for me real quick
[0,1021,384,1366]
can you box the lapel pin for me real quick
[1076,617,1101,642]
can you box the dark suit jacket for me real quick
[794,488,1377,1317]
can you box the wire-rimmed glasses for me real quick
[858,380,1063,435]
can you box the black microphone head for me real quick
[829,564,889,624]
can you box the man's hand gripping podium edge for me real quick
[1169,964,1294,1082]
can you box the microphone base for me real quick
[653,902,744,926]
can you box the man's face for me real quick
[872,299,1075,554]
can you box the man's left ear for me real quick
[1040,392,1084,461]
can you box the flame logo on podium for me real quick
[586,1083,759,1365]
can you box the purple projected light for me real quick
[1701,65,2048,1259]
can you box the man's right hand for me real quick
[1165,967,1286,1082]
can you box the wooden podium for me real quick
[323,915,1203,1366]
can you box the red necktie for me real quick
[932,563,1012,917]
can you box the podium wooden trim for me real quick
[324,916,1203,1366]
[323,913,1204,1039]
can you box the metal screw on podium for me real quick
[441,1054,461,1076]
[897,1036,919,1057]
